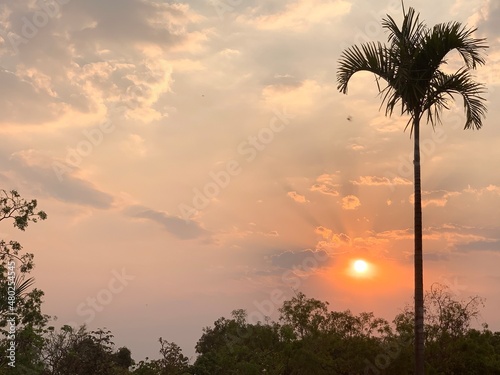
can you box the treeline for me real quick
[1,190,500,374]
[1,287,500,374]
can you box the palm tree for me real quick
[336,5,487,374]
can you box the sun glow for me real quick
[353,259,368,273]
[346,258,375,279]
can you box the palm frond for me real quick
[423,69,487,129]
[432,22,487,69]
[0,275,35,314]
[383,7,427,54]
[15,275,35,297]
[337,42,394,94]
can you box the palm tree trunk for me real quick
[413,113,425,374]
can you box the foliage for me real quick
[41,325,134,375]
[132,338,190,375]
[192,309,284,375]
[0,189,49,373]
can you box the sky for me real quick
[1,0,500,362]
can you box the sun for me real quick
[353,259,368,273]
[345,258,376,279]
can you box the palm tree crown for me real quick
[337,6,487,131]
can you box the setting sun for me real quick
[353,259,368,273]
[345,258,377,279]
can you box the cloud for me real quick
[261,79,329,114]
[314,227,351,245]
[369,115,406,133]
[287,191,308,203]
[474,1,500,36]
[464,184,500,196]
[123,133,147,157]
[125,205,208,240]
[61,1,205,54]
[424,252,450,262]
[455,239,500,253]
[315,232,352,253]
[409,190,461,207]
[349,144,365,151]
[271,249,330,270]
[315,226,333,240]
[376,228,413,241]
[377,224,496,254]
[66,57,174,123]
[7,150,114,208]
[351,235,388,249]
[0,69,62,125]
[0,0,203,126]
[238,0,351,31]
[342,195,360,210]
[310,173,339,196]
[310,183,339,196]
[351,175,412,187]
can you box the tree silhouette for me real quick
[337,5,487,373]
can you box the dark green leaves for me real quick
[424,69,487,129]
[0,189,47,231]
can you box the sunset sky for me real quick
[1,0,499,361]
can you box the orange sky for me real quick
[1,0,499,361]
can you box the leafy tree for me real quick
[156,338,190,374]
[278,293,391,374]
[131,359,160,375]
[41,324,84,374]
[192,293,393,375]
[0,189,47,320]
[193,309,284,375]
[132,338,190,375]
[0,189,48,373]
[114,346,134,369]
[337,6,487,374]
[189,291,500,374]
[390,284,497,374]
[42,325,132,375]
[279,291,330,339]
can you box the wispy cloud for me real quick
[310,173,339,196]
[409,190,461,207]
[352,175,412,186]
[238,0,351,31]
[287,191,308,203]
[125,205,208,240]
[271,249,330,270]
[8,150,114,208]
